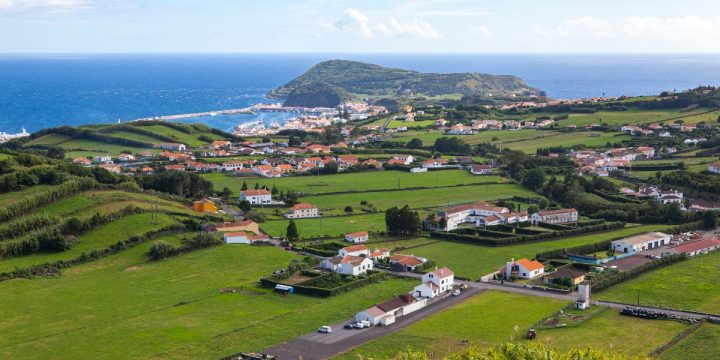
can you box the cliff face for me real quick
[269,60,545,107]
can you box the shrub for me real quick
[147,240,177,260]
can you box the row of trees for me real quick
[385,205,421,236]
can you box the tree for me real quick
[286,220,299,241]
[220,187,232,199]
[271,185,278,195]
[241,181,248,191]
[538,198,550,210]
[148,240,176,260]
[385,205,421,236]
[522,168,546,190]
[288,135,301,146]
[666,203,684,224]
[406,138,423,149]
[433,137,471,154]
[237,200,251,213]
[254,182,260,190]
[344,205,353,214]
[261,136,272,143]
[702,211,718,229]
[527,204,540,215]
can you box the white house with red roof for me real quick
[413,267,455,299]
[345,231,369,243]
[708,162,720,174]
[284,202,319,219]
[320,254,374,275]
[388,254,427,271]
[339,244,369,257]
[73,157,92,165]
[209,140,232,149]
[239,189,272,205]
[501,258,545,280]
[223,231,270,244]
[469,164,492,175]
[422,159,448,168]
[368,248,390,261]
[436,201,510,231]
[355,294,425,326]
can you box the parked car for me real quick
[318,326,332,333]
[344,323,355,329]
[452,289,461,296]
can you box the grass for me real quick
[386,119,436,129]
[596,251,720,314]
[301,184,538,213]
[0,184,57,206]
[0,212,180,273]
[261,212,385,239]
[660,323,720,360]
[140,124,216,147]
[202,170,505,196]
[334,291,568,360]
[0,242,416,359]
[53,138,155,157]
[36,190,193,218]
[538,307,688,357]
[403,224,673,279]
[25,133,72,146]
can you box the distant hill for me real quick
[268,60,545,107]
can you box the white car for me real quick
[452,289,461,296]
[318,325,332,333]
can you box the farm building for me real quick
[155,142,187,151]
[193,198,218,214]
[345,231,369,243]
[355,294,426,326]
[611,232,671,254]
[531,208,578,224]
[662,238,720,257]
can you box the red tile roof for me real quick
[346,231,369,238]
[342,244,369,253]
[291,202,316,210]
[672,239,720,254]
[241,189,271,196]
[517,258,544,271]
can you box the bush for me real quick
[147,240,177,260]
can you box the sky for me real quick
[1,0,720,53]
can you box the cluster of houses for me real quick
[620,185,685,206]
[320,243,428,276]
[621,121,708,138]
[354,267,455,326]
[570,146,680,177]
[442,119,555,135]
[427,201,578,231]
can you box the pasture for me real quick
[202,170,504,196]
[0,243,415,360]
[403,224,673,279]
[596,251,720,314]
[660,323,720,360]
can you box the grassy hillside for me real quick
[270,60,544,107]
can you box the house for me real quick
[338,155,359,167]
[422,159,448,168]
[213,220,260,234]
[193,198,218,214]
[531,208,578,224]
[469,164,492,175]
[501,258,545,280]
[392,155,414,165]
[621,125,643,135]
[345,231,369,243]
[72,157,91,165]
[223,160,246,172]
[447,124,474,135]
[284,203,319,219]
[355,294,426,326]
[368,248,390,261]
[388,254,427,272]
[611,232,671,253]
[117,153,135,161]
[413,267,454,299]
[209,140,232,149]
[339,244,369,257]
[708,162,720,174]
[362,159,383,169]
[320,255,374,275]
[156,142,187,151]
[544,268,586,286]
[94,155,112,163]
[410,167,427,173]
[663,239,720,257]
[239,189,272,205]
[306,144,331,154]
[165,164,185,171]
[657,189,683,205]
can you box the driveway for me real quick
[262,286,481,360]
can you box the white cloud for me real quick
[329,8,441,40]
[0,0,89,11]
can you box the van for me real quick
[318,325,332,333]
[360,320,371,328]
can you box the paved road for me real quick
[263,286,482,360]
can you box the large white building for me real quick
[611,232,671,254]
[413,267,454,299]
[531,208,578,224]
[239,189,272,205]
[435,201,510,231]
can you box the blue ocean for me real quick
[2,53,720,133]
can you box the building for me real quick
[72,157,92,165]
[434,201,510,231]
[410,167,427,173]
[339,244,369,257]
[611,232,671,253]
[239,189,272,205]
[345,231,369,243]
[320,255,374,275]
[388,254,427,272]
[156,142,187,151]
[117,153,135,161]
[501,258,545,280]
[544,268,586,286]
[284,203,319,219]
[223,231,269,244]
[392,155,414,165]
[662,239,720,257]
[469,164,492,175]
[531,208,578,224]
[657,189,684,205]
[709,162,720,174]
[355,294,426,326]
[413,267,454,299]
[209,140,232,149]
[422,159,448,168]
[368,248,390,261]
[193,198,218,214]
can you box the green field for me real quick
[261,213,386,239]
[336,291,687,359]
[660,323,720,360]
[140,124,217,147]
[301,183,537,213]
[202,170,505,196]
[0,212,180,273]
[0,242,415,359]
[404,224,672,279]
[597,251,720,314]
[386,119,436,128]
